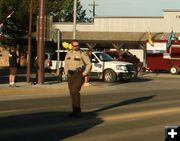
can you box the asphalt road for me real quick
[0,74,180,141]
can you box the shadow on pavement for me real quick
[91,95,155,113]
[0,111,102,141]
[130,77,153,83]
[0,95,155,141]
[109,77,153,86]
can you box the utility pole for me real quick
[89,0,98,22]
[37,0,45,84]
[73,0,77,39]
[27,0,33,82]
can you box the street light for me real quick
[73,0,77,39]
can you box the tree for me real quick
[0,0,89,47]
[47,0,90,22]
[0,0,29,46]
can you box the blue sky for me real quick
[80,0,180,17]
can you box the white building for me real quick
[53,9,180,36]
[52,9,180,62]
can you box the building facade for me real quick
[52,9,180,62]
[53,9,180,45]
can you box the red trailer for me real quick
[146,40,180,74]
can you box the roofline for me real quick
[94,9,180,19]
[163,9,180,12]
[94,16,163,19]
[53,22,93,25]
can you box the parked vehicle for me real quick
[105,49,142,72]
[106,49,140,65]
[50,50,67,70]
[44,53,53,72]
[146,40,180,74]
[49,50,138,82]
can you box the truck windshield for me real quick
[95,52,113,61]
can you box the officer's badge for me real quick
[74,55,81,61]
[75,55,80,58]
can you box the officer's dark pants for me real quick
[68,72,84,112]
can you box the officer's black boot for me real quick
[69,107,81,118]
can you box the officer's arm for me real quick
[81,52,92,76]
[64,52,69,75]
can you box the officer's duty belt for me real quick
[68,70,81,75]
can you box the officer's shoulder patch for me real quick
[79,49,84,53]
[69,50,73,52]
[82,51,88,56]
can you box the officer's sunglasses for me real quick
[73,44,79,47]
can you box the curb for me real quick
[0,81,68,95]
[139,72,180,78]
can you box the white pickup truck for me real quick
[48,50,138,82]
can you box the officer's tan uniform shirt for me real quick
[64,50,92,76]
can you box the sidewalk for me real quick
[1,70,180,95]
[0,66,69,95]
[0,81,69,95]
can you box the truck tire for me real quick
[170,66,179,75]
[119,73,131,82]
[104,69,117,83]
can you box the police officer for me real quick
[64,39,92,117]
